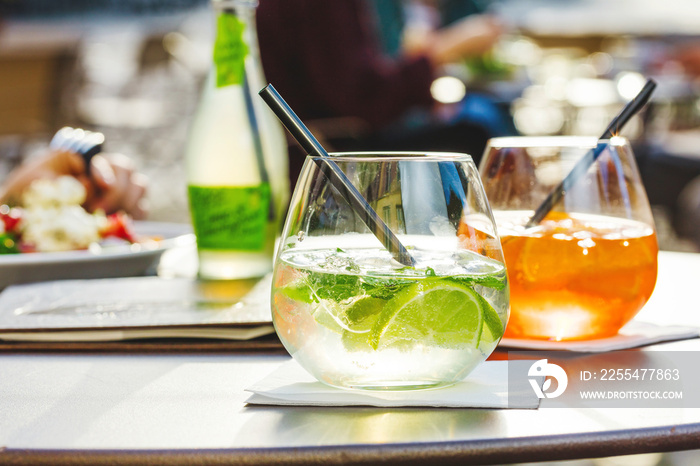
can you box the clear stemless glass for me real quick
[271,152,509,390]
[480,136,658,341]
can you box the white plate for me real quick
[0,221,195,289]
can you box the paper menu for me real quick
[0,275,275,342]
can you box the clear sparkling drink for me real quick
[272,245,508,390]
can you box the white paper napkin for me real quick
[245,359,542,409]
[499,321,700,352]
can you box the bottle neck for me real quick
[212,0,257,20]
[212,0,258,10]
[211,0,261,88]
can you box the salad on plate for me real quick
[0,176,137,254]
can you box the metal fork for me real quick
[49,127,105,175]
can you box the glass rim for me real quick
[212,0,258,8]
[306,151,475,162]
[487,135,629,148]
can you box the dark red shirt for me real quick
[256,0,435,130]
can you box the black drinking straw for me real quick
[259,84,416,267]
[525,78,657,229]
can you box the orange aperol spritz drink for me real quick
[479,136,659,341]
[497,211,657,340]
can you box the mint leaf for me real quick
[361,277,411,299]
[309,272,361,302]
[447,272,507,290]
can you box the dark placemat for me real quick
[0,333,286,354]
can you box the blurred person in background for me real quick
[256,0,515,185]
[676,176,700,249]
[661,43,700,250]
[0,146,149,219]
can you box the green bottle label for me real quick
[213,13,249,88]
[188,184,271,251]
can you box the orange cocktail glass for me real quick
[478,136,659,341]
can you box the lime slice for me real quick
[368,279,486,350]
[278,280,317,304]
[346,296,385,329]
[341,296,385,351]
[312,295,385,336]
[310,301,347,334]
[477,293,504,348]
